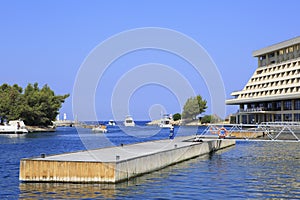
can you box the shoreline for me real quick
[26,126,56,133]
[146,119,203,126]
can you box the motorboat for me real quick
[159,114,173,128]
[107,120,116,126]
[92,125,107,133]
[124,115,135,127]
[0,120,28,134]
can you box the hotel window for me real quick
[267,102,273,110]
[259,103,264,108]
[274,101,281,110]
[275,114,281,121]
[249,115,255,124]
[293,62,297,67]
[294,113,300,121]
[289,47,294,53]
[295,100,300,110]
[257,70,262,75]
[242,115,248,124]
[279,50,284,55]
[284,100,292,110]
[283,114,292,121]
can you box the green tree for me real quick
[0,83,69,126]
[201,115,211,124]
[201,114,223,124]
[173,113,181,121]
[182,95,207,120]
[0,84,24,120]
[197,95,208,114]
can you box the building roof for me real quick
[252,36,300,57]
[226,93,300,105]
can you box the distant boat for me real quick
[124,115,135,127]
[92,125,107,133]
[0,120,28,134]
[159,114,173,128]
[107,120,116,126]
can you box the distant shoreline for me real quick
[146,119,204,126]
[26,126,56,133]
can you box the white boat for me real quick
[0,120,28,134]
[92,125,107,133]
[159,114,173,128]
[124,115,135,127]
[107,120,116,126]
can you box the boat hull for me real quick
[92,128,107,133]
[0,128,28,134]
[0,130,28,134]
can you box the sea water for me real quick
[0,122,299,199]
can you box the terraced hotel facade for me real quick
[226,36,300,124]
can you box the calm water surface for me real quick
[0,123,299,199]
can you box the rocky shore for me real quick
[26,126,56,133]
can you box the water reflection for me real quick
[19,182,118,199]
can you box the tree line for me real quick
[0,83,69,126]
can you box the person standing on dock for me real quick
[169,126,175,139]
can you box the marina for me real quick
[1,1,300,199]
[1,126,299,199]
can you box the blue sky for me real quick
[1,0,300,121]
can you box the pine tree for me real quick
[0,83,69,126]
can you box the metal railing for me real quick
[196,122,300,142]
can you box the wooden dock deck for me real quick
[19,136,235,183]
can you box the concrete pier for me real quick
[230,131,264,139]
[19,136,235,183]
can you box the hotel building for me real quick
[226,36,300,124]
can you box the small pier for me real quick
[52,120,75,127]
[19,136,235,183]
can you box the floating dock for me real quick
[19,136,235,183]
